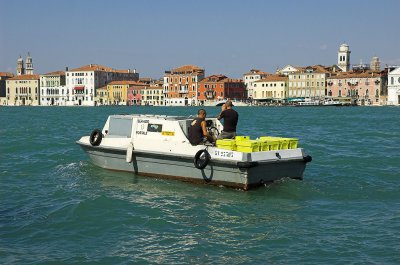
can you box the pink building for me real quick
[326,70,383,105]
[127,82,146,105]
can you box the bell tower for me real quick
[25,52,34,75]
[370,56,380,71]
[338,43,351,72]
[17,55,25,76]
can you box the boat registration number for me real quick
[214,150,234,158]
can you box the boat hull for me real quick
[78,143,308,190]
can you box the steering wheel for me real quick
[208,126,220,137]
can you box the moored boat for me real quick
[295,100,320,106]
[295,98,343,107]
[203,99,249,107]
[322,99,343,106]
[77,114,312,190]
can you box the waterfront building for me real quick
[65,64,139,106]
[163,65,205,106]
[243,69,271,99]
[197,75,246,105]
[141,85,164,106]
[40,71,66,106]
[252,75,288,103]
[128,82,146,106]
[6,74,40,106]
[288,65,332,99]
[326,70,383,105]
[387,67,400,105]
[106,80,139,105]
[96,86,109,105]
[338,43,351,72]
[0,72,14,105]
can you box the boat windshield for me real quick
[108,117,133,137]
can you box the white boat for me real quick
[76,114,312,190]
[204,100,249,107]
[322,99,343,106]
[295,100,320,106]
[295,98,343,107]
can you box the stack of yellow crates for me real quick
[236,140,260,152]
[216,139,237,151]
[286,138,299,149]
[259,136,281,151]
[259,136,299,151]
[235,136,260,152]
[216,135,299,152]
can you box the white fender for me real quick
[126,142,134,163]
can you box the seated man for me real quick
[188,109,215,145]
[217,100,238,139]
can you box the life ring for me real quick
[89,129,103,146]
[194,149,210,169]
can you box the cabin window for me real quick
[108,117,133,137]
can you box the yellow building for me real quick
[107,81,137,105]
[6,74,40,106]
[95,86,109,105]
[288,65,333,99]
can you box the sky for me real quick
[1,0,399,78]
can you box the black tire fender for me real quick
[303,154,312,163]
[194,149,211,170]
[89,129,103,146]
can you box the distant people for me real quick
[188,109,215,145]
[217,100,238,139]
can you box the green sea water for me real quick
[1,106,399,264]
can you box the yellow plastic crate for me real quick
[216,139,237,151]
[279,138,290,150]
[235,136,250,141]
[286,138,299,149]
[236,140,260,152]
[259,136,281,151]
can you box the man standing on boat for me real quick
[217,100,238,139]
[188,109,215,145]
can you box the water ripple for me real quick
[1,106,400,264]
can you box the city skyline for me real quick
[1,0,400,78]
